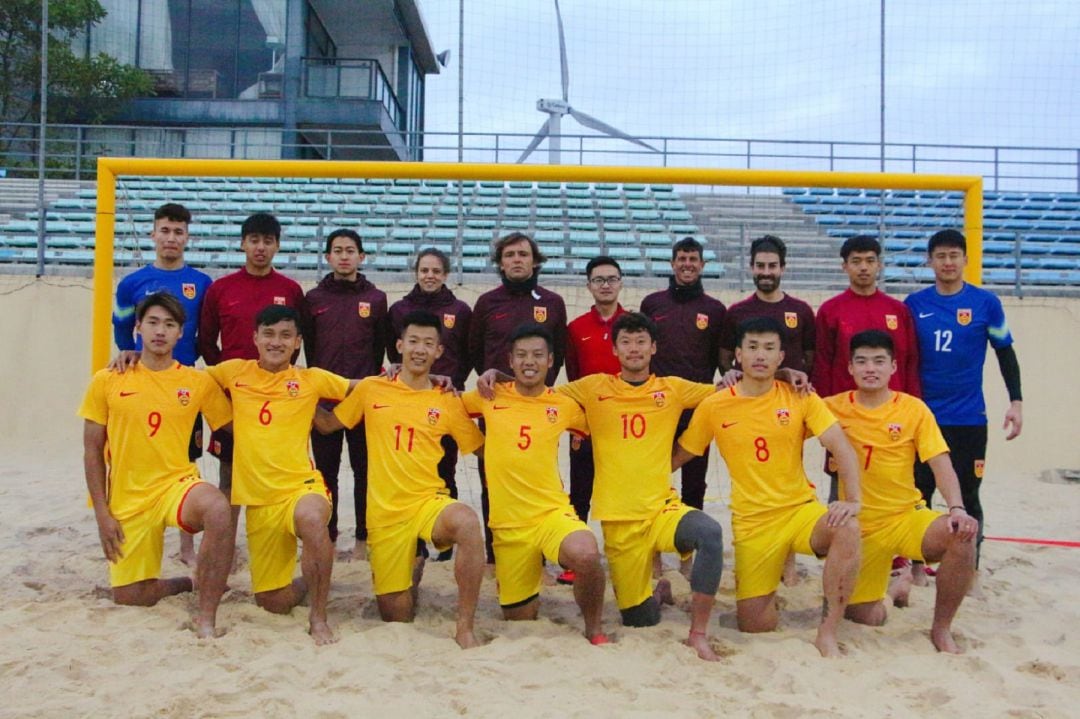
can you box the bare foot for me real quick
[191,619,227,639]
[653,578,675,606]
[911,562,930,587]
[686,630,721,661]
[456,628,481,649]
[679,555,694,581]
[179,533,197,567]
[309,620,339,646]
[814,629,844,658]
[888,565,914,608]
[781,553,801,587]
[652,552,663,579]
[931,625,963,654]
[337,539,366,563]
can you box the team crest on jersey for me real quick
[546,406,559,423]
[827,454,838,473]
[974,459,985,478]
[273,296,286,306]
[427,407,441,425]
[358,302,371,318]
[286,380,300,397]
[533,306,548,323]
[957,308,972,326]
[177,388,191,406]
[888,423,902,441]
[784,311,798,329]
[776,408,791,426]
[443,313,456,329]
[885,314,898,330]
[652,391,667,407]
[696,313,709,330]
[182,283,197,300]
[571,435,583,450]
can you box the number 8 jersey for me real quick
[905,284,1013,426]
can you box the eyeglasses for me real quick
[588,276,622,286]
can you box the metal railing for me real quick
[302,57,404,131]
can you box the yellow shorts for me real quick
[245,485,331,594]
[733,501,828,600]
[493,507,591,607]
[109,476,203,587]
[850,507,943,604]
[601,498,694,610]
[368,494,457,596]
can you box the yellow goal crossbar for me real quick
[92,157,984,371]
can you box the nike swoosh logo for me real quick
[492,405,510,410]
[918,312,934,318]
[234,382,249,388]
[372,404,390,409]
[598,395,615,401]
[721,421,738,429]
[579,336,593,342]
[493,312,509,320]
[653,314,668,321]
[119,391,138,397]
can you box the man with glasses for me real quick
[561,256,629,584]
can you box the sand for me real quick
[0,276,1078,718]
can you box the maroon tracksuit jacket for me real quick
[303,273,388,377]
[388,285,473,389]
[469,280,567,385]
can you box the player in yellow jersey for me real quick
[79,293,233,639]
[316,311,487,649]
[462,324,608,645]
[480,313,726,660]
[205,305,349,645]
[675,316,862,657]
[825,330,977,653]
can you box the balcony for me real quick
[302,57,404,131]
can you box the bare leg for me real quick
[736,593,778,633]
[922,517,976,654]
[558,530,606,642]
[432,503,485,649]
[294,495,337,645]
[653,577,675,606]
[178,531,196,567]
[889,563,914,608]
[376,589,415,621]
[810,516,860,658]
[180,483,233,638]
[502,598,540,621]
[113,577,192,606]
[686,591,720,661]
[910,560,930,587]
[781,552,801,586]
[845,600,888,626]
[256,577,308,614]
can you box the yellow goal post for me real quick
[91,157,984,372]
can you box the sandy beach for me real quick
[1,276,1078,718]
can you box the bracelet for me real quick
[948,505,965,512]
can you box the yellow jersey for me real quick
[824,391,949,531]
[558,374,714,521]
[334,376,485,529]
[679,382,837,537]
[77,363,231,520]
[462,382,588,528]
[206,360,348,506]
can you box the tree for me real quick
[0,0,153,158]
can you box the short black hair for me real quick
[671,236,704,261]
[850,329,895,358]
[612,312,658,343]
[492,231,546,268]
[927,229,966,256]
[400,310,442,338]
[324,228,364,255]
[136,291,186,325]
[255,304,299,330]
[585,255,621,278]
[750,235,786,267]
[241,212,281,241]
[840,235,881,259]
[154,203,191,226]
[735,316,785,347]
[415,247,451,274]
[509,322,554,354]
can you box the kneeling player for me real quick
[80,292,233,638]
[206,305,349,645]
[674,317,862,657]
[463,324,608,644]
[317,311,487,649]
[825,330,977,653]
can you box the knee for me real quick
[201,495,232,533]
[562,536,601,570]
[845,602,887,626]
[620,597,661,628]
[255,593,291,615]
[836,517,861,546]
[112,586,155,607]
[737,614,777,633]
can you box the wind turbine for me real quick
[517,0,659,164]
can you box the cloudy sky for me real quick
[417,0,1079,175]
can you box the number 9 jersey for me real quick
[905,284,1013,426]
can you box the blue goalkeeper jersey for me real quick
[113,264,212,366]
[905,283,1013,426]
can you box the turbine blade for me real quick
[569,108,659,152]
[554,0,569,101]
[517,121,551,164]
